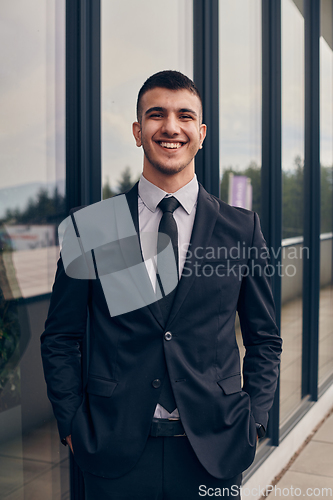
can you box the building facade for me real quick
[0,1,332,498]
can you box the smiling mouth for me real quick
[157,141,184,150]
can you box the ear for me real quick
[199,123,207,149]
[132,122,142,147]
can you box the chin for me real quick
[155,166,185,176]
[150,160,191,176]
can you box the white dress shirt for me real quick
[138,173,199,418]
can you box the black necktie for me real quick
[157,196,180,413]
[157,196,181,317]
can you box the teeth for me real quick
[159,142,182,149]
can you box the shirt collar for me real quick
[138,174,198,215]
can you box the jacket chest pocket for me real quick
[199,259,242,279]
[196,260,244,302]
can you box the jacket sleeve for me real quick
[40,253,89,441]
[237,212,282,429]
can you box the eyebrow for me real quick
[145,106,198,117]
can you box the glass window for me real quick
[0,1,68,497]
[218,0,262,404]
[219,0,262,216]
[101,0,193,199]
[280,0,304,426]
[319,0,333,387]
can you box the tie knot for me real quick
[158,196,181,214]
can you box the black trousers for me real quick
[83,436,242,500]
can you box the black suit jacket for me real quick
[41,182,282,479]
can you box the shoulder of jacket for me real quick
[206,191,256,219]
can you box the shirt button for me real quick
[152,379,161,388]
[164,331,172,341]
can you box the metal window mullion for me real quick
[80,0,89,203]
[80,0,101,206]
[66,0,81,212]
[66,0,101,213]
[193,0,219,197]
[302,0,320,401]
[261,0,282,446]
[66,2,101,499]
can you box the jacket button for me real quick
[152,379,161,388]
[164,331,172,341]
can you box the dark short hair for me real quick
[136,70,202,122]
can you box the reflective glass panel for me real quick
[219,0,261,216]
[218,0,262,411]
[101,0,193,198]
[319,0,333,387]
[0,1,68,498]
[280,0,305,426]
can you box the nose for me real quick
[161,114,181,136]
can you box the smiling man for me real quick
[41,71,282,499]
[133,84,206,188]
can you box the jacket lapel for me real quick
[166,184,219,328]
[124,183,165,328]
[124,182,140,235]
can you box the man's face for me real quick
[133,87,206,177]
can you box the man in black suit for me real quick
[41,70,282,499]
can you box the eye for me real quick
[149,113,163,118]
[179,115,193,120]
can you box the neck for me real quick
[142,163,195,193]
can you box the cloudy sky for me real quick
[0,0,65,191]
[101,0,193,187]
[0,0,332,201]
